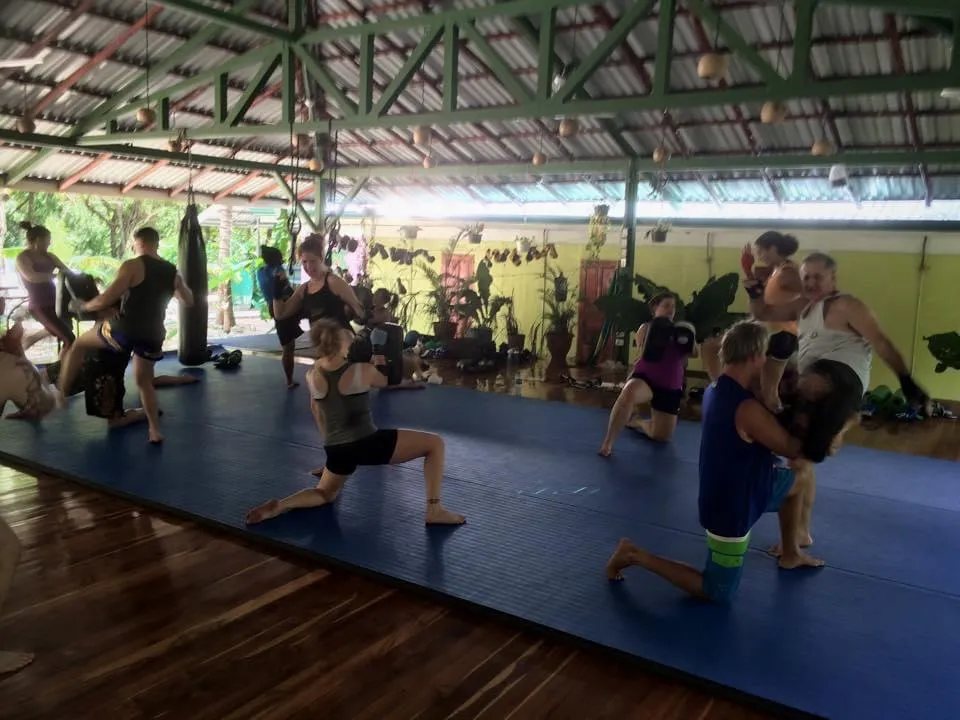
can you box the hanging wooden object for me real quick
[811,140,835,157]
[558,117,579,138]
[16,116,35,134]
[136,107,156,126]
[422,156,434,169]
[532,151,546,166]
[760,101,786,124]
[652,146,669,164]
[697,53,728,81]
[412,125,432,146]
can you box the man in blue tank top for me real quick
[606,321,823,603]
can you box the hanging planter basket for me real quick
[516,236,532,253]
[468,232,482,244]
[400,225,421,240]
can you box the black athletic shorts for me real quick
[276,316,304,347]
[324,428,399,476]
[767,330,798,361]
[630,372,684,416]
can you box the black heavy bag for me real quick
[641,316,675,362]
[673,321,697,356]
[177,204,209,366]
[370,322,403,386]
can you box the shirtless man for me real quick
[747,251,930,548]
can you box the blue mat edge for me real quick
[0,446,822,720]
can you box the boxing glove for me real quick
[274,271,293,301]
[673,321,696,355]
[640,316,674,362]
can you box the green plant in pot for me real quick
[535,265,578,377]
[452,258,511,343]
[419,261,461,342]
[594,271,745,342]
[925,331,960,373]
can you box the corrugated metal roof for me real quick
[1,0,959,208]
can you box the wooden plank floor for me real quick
[1,370,956,719]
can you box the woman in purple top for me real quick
[599,292,697,455]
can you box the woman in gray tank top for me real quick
[244,319,465,527]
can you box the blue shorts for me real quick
[701,466,795,603]
[98,320,164,362]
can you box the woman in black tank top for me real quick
[270,234,367,388]
[244,319,466,527]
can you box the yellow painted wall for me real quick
[346,220,960,401]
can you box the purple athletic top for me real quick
[633,340,687,391]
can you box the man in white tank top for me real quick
[746,251,930,552]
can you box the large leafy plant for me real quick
[453,259,511,330]
[594,271,745,341]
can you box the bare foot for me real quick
[425,505,466,525]
[606,538,640,580]
[287,381,300,389]
[768,534,814,556]
[148,430,164,445]
[0,650,34,675]
[778,551,825,570]
[598,443,612,458]
[246,499,282,525]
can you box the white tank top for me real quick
[797,294,873,391]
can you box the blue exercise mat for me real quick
[1,355,958,720]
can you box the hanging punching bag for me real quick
[178,203,209,366]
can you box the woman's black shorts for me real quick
[323,428,399,476]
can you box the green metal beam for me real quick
[288,0,304,33]
[281,45,297,125]
[214,72,229,124]
[553,0,656,103]
[297,0,589,45]
[273,172,319,232]
[293,44,358,117]
[223,54,283,127]
[685,0,783,85]
[152,0,292,41]
[4,0,264,184]
[460,22,532,103]
[792,1,817,84]
[358,33,375,116]
[85,65,960,142]
[443,21,459,113]
[816,0,955,18]
[371,26,444,117]
[534,11,556,102]
[329,178,368,226]
[513,15,634,158]
[330,148,960,179]
[653,0,677,97]
[0,129,321,178]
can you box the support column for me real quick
[618,160,639,364]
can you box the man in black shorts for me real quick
[55,227,194,444]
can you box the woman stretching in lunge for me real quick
[606,321,822,604]
[245,319,465,526]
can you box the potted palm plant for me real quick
[453,259,511,343]
[419,261,460,342]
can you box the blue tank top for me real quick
[698,375,781,538]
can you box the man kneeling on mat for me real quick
[245,319,465,527]
[606,321,823,603]
[599,292,696,454]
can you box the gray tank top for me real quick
[312,363,377,446]
[797,294,873,391]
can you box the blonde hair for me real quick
[719,320,769,365]
[310,318,349,358]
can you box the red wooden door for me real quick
[443,253,474,335]
[577,260,619,364]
